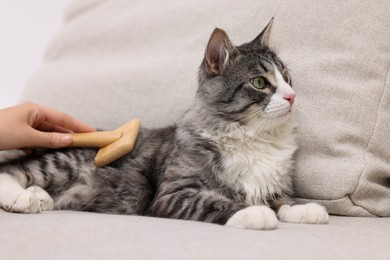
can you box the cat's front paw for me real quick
[226,206,278,230]
[1,189,41,214]
[277,203,329,224]
[27,186,54,211]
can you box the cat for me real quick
[0,19,328,230]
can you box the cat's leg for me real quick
[0,150,26,164]
[0,174,42,213]
[271,197,329,224]
[0,149,99,213]
[151,189,278,230]
[0,169,54,213]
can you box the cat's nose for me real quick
[284,93,295,106]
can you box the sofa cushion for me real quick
[0,210,389,260]
[21,0,390,216]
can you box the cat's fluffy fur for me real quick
[0,19,328,230]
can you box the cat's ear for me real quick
[205,28,235,76]
[251,17,274,48]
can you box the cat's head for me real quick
[197,18,295,131]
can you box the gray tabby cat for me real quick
[0,19,328,230]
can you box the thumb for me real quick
[29,131,73,148]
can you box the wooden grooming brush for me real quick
[69,118,141,167]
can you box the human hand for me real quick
[0,102,95,150]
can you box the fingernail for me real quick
[61,135,72,145]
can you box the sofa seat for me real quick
[1,210,389,259]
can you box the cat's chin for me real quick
[263,110,294,129]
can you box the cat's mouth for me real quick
[263,103,293,119]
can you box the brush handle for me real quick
[94,118,141,167]
[69,131,122,148]
[68,118,141,167]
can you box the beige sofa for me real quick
[1,0,389,259]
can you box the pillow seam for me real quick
[349,62,390,215]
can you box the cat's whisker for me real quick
[233,109,262,123]
[245,117,274,146]
[207,116,268,169]
[224,115,269,154]
[215,116,277,170]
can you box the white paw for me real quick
[27,186,54,211]
[277,203,329,224]
[226,206,278,230]
[2,189,41,213]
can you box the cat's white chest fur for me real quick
[216,125,296,205]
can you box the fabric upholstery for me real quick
[1,210,389,260]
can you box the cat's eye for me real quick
[282,70,292,85]
[250,77,266,90]
[284,73,292,85]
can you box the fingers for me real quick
[34,121,73,134]
[27,130,73,149]
[2,101,96,150]
[46,110,95,133]
[25,102,95,133]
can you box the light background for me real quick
[0,1,70,109]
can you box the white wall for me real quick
[0,1,70,109]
